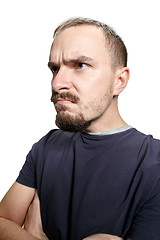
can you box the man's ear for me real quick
[113,67,130,96]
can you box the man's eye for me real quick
[51,65,59,73]
[76,63,87,70]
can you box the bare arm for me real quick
[0,182,42,240]
[0,218,41,240]
[82,233,123,240]
[24,191,48,239]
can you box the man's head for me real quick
[53,17,127,71]
[49,17,129,132]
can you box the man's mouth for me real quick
[56,98,74,105]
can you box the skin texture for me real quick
[0,25,130,239]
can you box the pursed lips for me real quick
[56,98,75,105]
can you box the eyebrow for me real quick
[64,56,94,64]
[48,55,95,68]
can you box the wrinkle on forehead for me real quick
[49,25,109,66]
[48,55,96,68]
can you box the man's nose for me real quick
[51,67,72,93]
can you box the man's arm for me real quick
[82,233,124,240]
[83,235,131,240]
[0,182,42,240]
[24,191,48,239]
[0,217,41,240]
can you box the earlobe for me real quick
[113,67,130,96]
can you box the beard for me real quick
[55,105,92,132]
[51,88,113,132]
[51,91,92,132]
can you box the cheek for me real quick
[73,68,113,99]
[80,81,114,113]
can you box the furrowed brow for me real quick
[64,56,94,64]
[48,56,95,68]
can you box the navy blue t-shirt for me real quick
[16,128,160,240]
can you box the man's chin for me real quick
[55,112,92,132]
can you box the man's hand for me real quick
[83,233,124,240]
[24,191,48,240]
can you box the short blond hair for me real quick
[53,17,127,70]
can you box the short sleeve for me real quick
[128,188,160,240]
[16,130,58,189]
[16,143,38,188]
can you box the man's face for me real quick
[49,25,116,132]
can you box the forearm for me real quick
[0,217,40,240]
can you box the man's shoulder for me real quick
[131,128,160,148]
[121,129,160,177]
[135,129,160,153]
[134,130,160,182]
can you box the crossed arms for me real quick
[0,182,45,240]
[0,182,131,240]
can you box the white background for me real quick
[0,0,160,200]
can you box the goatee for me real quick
[51,91,92,132]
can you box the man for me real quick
[0,17,160,240]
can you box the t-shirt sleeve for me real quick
[16,130,57,189]
[16,143,38,189]
[128,183,160,240]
